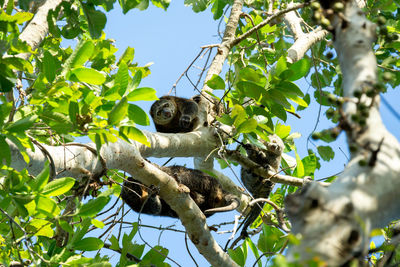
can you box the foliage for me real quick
[0,0,399,265]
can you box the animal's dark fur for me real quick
[121,165,239,217]
[240,134,284,235]
[150,96,199,133]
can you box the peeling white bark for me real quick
[19,0,64,58]
[287,27,328,63]
[286,1,400,265]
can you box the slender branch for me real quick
[224,149,329,187]
[231,2,307,47]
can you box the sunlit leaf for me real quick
[206,74,225,90]
[42,177,75,196]
[36,195,60,217]
[126,87,158,101]
[108,97,128,125]
[69,68,106,85]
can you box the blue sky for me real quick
[88,2,400,266]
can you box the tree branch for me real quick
[8,128,239,266]
[224,149,329,187]
[19,0,64,59]
[230,2,307,48]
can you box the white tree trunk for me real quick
[286,1,400,265]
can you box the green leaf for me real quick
[69,101,79,126]
[0,71,16,92]
[211,0,229,19]
[74,237,104,251]
[64,255,92,266]
[0,135,11,165]
[275,124,291,138]
[28,219,54,237]
[76,196,110,217]
[238,66,266,85]
[69,68,106,85]
[246,238,261,267]
[206,74,225,90]
[91,219,105,229]
[71,40,95,68]
[141,245,169,265]
[131,70,142,90]
[108,97,128,125]
[116,61,129,96]
[275,56,287,77]
[151,0,170,10]
[270,103,287,121]
[118,47,135,65]
[257,225,285,253]
[266,89,291,109]
[287,58,311,81]
[236,81,264,100]
[184,0,208,12]
[126,87,158,101]
[109,235,120,250]
[127,104,150,125]
[276,81,304,97]
[293,152,305,177]
[119,0,141,14]
[237,118,257,133]
[317,146,335,161]
[120,126,150,146]
[36,195,60,217]
[82,4,107,39]
[42,177,75,196]
[231,105,247,127]
[33,162,50,191]
[59,219,74,234]
[5,115,38,133]
[41,111,74,133]
[302,154,317,177]
[228,246,246,266]
[43,51,57,82]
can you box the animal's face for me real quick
[151,99,176,125]
[266,135,284,155]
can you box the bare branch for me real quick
[224,149,329,187]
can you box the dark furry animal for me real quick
[240,134,284,236]
[121,165,239,218]
[150,96,199,133]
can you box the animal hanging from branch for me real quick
[121,165,240,217]
[238,134,284,239]
[150,95,200,133]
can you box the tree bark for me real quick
[285,1,400,265]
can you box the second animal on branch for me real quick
[239,134,284,236]
[150,95,200,133]
[121,165,240,218]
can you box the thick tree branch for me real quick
[9,128,239,266]
[285,1,400,265]
[286,27,328,63]
[284,3,328,63]
[19,0,64,59]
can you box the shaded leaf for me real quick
[74,237,104,251]
[317,146,335,161]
